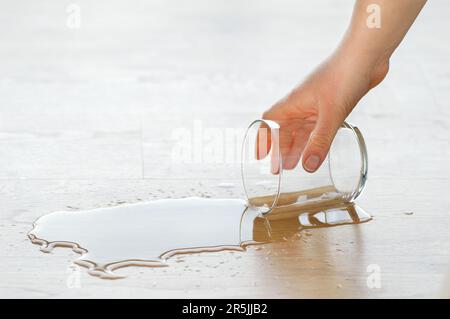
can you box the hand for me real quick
[262,48,389,173]
[260,0,426,173]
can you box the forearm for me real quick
[341,0,427,66]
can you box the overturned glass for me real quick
[241,119,369,219]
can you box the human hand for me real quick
[259,0,426,173]
[262,48,389,173]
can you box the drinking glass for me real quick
[241,119,368,217]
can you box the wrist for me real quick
[335,39,390,89]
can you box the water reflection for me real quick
[29,197,370,279]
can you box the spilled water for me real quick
[28,192,371,279]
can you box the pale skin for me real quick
[262,0,427,173]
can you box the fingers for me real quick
[254,121,282,175]
[255,123,272,160]
[283,128,309,170]
[270,138,281,175]
[302,113,343,173]
[256,121,293,175]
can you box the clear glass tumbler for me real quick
[241,119,368,217]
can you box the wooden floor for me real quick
[0,0,449,298]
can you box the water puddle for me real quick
[28,193,370,279]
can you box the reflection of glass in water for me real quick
[253,202,369,242]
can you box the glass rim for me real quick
[332,121,368,201]
[241,119,282,214]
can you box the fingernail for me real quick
[304,155,321,172]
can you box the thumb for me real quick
[302,113,342,173]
